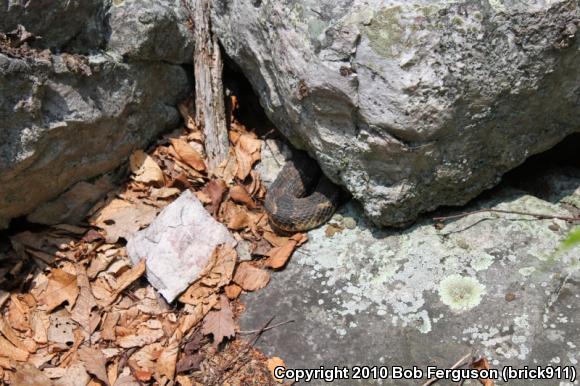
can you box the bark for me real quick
[193,0,229,171]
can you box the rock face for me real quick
[0,0,194,228]
[240,164,580,385]
[212,0,580,227]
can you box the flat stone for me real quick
[240,167,580,385]
[127,191,236,302]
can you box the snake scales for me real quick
[264,151,342,232]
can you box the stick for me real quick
[421,352,473,386]
[238,319,294,334]
[433,209,580,223]
[192,0,229,171]
[213,315,276,385]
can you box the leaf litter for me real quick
[0,91,304,385]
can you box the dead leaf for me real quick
[234,133,261,180]
[0,336,28,361]
[12,363,52,385]
[78,346,109,386]
[130,150,164,185]
[471,357,494,386]
[223,201,250,230]
[267,357,286,383]
[178,246,237,305]
[229,185,255,209]
[117,321,164,349]
[325,224,343,237]
[202,179,227,217]
[233,263,270,292]
[201,296,236,345]
[31,311,49,344]
[101,312,120,341]
[42,269,79,313]
[0,316,36,354]
[224,284,242,300]
[71,264,98,336]
[176,352,204,374]
[102,259,146,306]
[170,138,206,172]
[265,234,307,269]
[90,199,157,243]
[54,362,90,386]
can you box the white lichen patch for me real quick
[438,275,486,312]
[470,252,495,271]
[518,266,536,276]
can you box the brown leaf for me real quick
[102,259,146,306]
[233,263,270,292]
[267,357,286,383]
[0,316,36,355]
[265,234,307,269]
[78,346,109,386]
[325,224,344,237]
[471,357,494,386]
[178,246,236,305]
[90,198,157,243]
[229,185,255,209]
[0,336,28,361]
[42,269,79,313]
[234,133,261,180]
[201,296,236,345]
[224,284,242,300]
[130,150,164,185]
[117,320,165,348]
[12,363,52,385]
[202,179,227,217]
[101,312,120,341]
[70,264,98,335]
[176,352,203,374]
[223,201,250,230]
[170,138,206,172]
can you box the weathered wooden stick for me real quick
[193,0,229,171]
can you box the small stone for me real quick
[505,292,516,302]
[331,213,344,223]
[342,217,357,229]
[548,223,560,232]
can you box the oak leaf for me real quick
[234,133,261,180]
[202,179,227,217]
[201,296,236,345]
[233,263,270,291]
[43,269,79,313]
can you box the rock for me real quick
[108,0,195,63]
[240,166,580,384]
[27,175,115,226]
[212,0,580,227]
[126,191,236,302]
[0,0,107,53]
[0,52,189,228]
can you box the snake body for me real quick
[264,151,342,232]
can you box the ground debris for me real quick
[0,90,298,385]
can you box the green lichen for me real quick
[364,6,404,58]
[518,267,536,277]
[438,275,486,312]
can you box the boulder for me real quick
[212,0,580,227]
[0,0,195,228]
[0,52,189,228]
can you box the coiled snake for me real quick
[264,151,342,232]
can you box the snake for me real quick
[264,151,342,232]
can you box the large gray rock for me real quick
[0,52,189,228]
[241,165,580,385]
[212,0,580,227]
[0,0,108,53]
[0,0,196,228]
[108,0,194,63]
